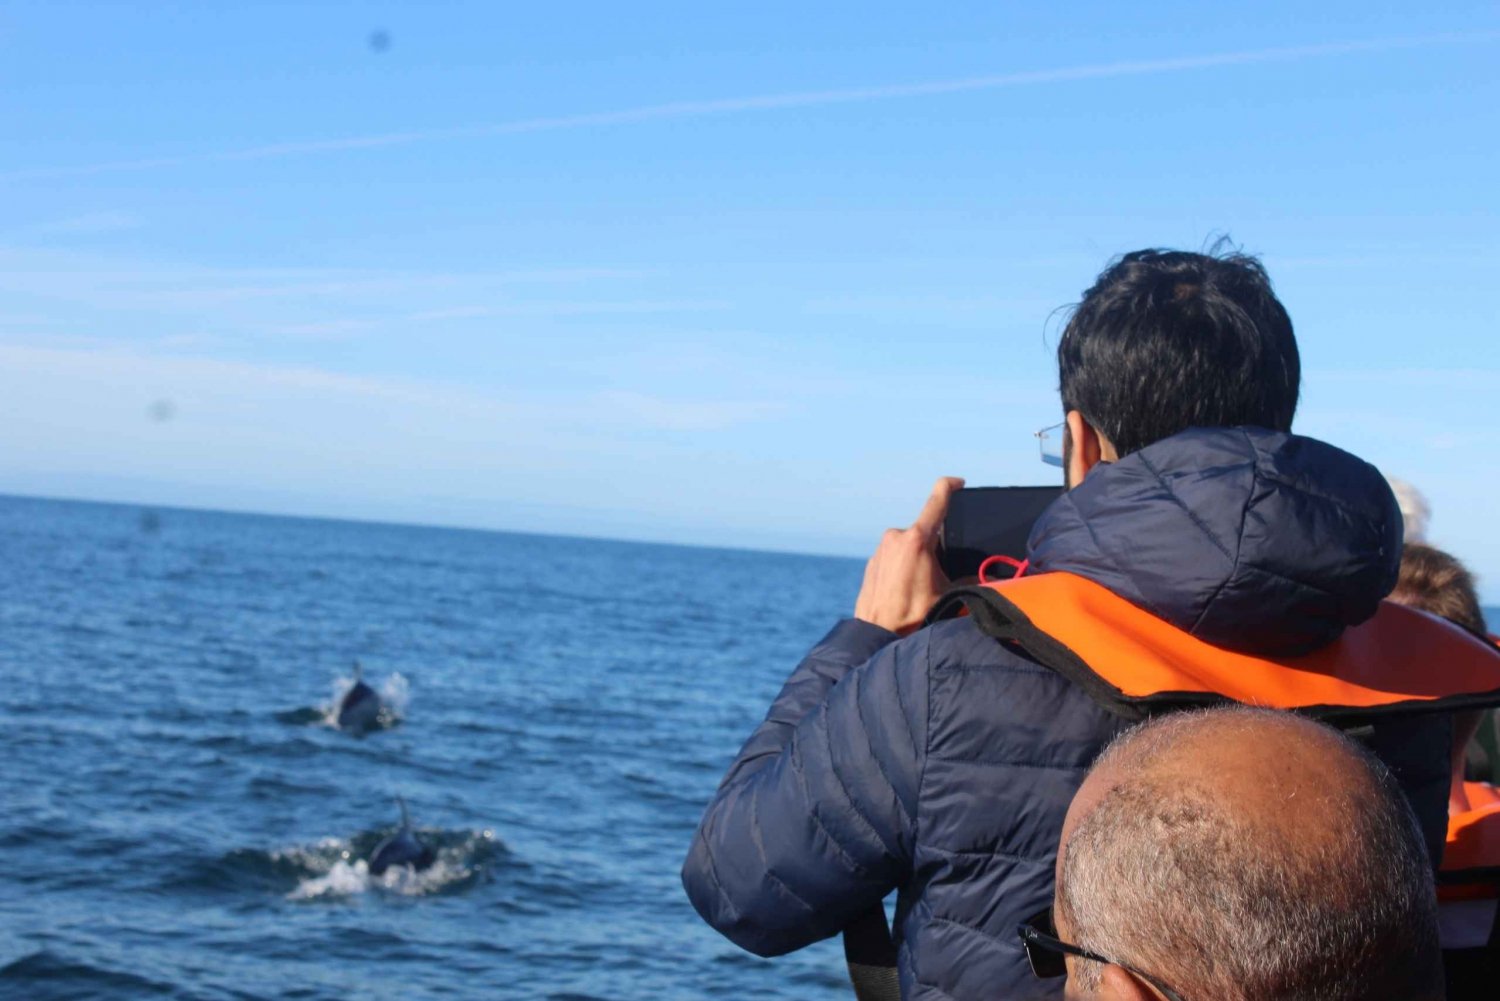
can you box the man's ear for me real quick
[1096,963,1160,1000]
[1065,410,1105,487]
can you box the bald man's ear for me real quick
[1096,964,1159,1001]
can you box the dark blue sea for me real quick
[0,495,868,1000]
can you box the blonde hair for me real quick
[1390,543,1486,636]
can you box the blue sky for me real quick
[1,2,1498,598]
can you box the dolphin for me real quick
[368,798,436,876]
[335,661,383,734]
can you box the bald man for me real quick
[1021,708,1444,1001]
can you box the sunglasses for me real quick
[1017,908,1186,1001]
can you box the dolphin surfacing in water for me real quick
[368,798,436,876]
[336,662,383,734]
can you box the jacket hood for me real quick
[1026,427,1402,657]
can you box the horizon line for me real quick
[0,487,864,564]
[5,486,1500,606]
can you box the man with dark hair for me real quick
[1057,249,1299,462]
[1031,707,1444,1001]
[682,247,1475,999]
[1056,250,1302,471]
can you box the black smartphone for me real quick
[938,486,1063,581]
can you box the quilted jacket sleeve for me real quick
[681,619,931,957]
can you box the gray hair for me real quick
[1058,708,1442,1001]
[1386,476,1431,544]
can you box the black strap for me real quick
[843,903,901,1001]
[1442,899,1500,1000]
[928,585,1160,721]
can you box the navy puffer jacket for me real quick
[682,427,1452,1000]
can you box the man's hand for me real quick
[854,476,964,635]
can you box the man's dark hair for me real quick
[1057,247,1301,457]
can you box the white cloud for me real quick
[5,32,1494,182]
[0,245,675,348]
[266,319,382,339]
[8,211,141,237]
[403,300,727,322]
[0,342,789,487]
[593,390,788,432]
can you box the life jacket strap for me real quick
[843,904,901,1001]
[927,583,1166,722]
[928,573,1500,724]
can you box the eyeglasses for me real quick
[1017,908,1186,1001]
[1035,422,1065,467]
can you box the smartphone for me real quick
[938,486,1063,581]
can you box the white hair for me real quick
[1058,708,1442,1001]
[1386,476,1430,544]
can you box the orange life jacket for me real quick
[1463,783,1500,812]
[1442,785,1500,903]
[929,571,1500,993]
[930,571,1500,722]
[1440,786,1500,996]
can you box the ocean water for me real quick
[0,495,866,1000]
[5,495,1498,1001]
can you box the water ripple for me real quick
[0,496,868,999]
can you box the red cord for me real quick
[977,555,1029,585]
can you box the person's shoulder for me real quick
[910,616,1116,752]
[903,615,1034,673]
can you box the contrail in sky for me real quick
[5,31,1496,182]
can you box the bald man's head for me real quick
[1054,708,1442,1001]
